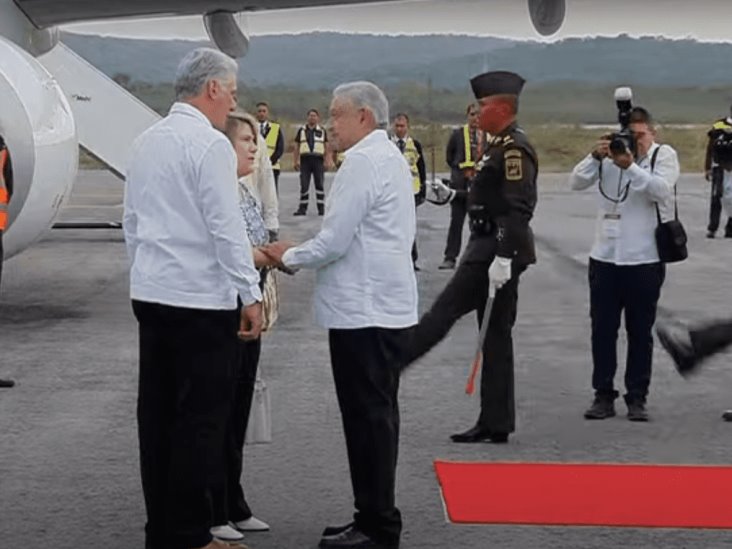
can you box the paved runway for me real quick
[1,170,732,549]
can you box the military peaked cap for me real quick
[470,71,525,99]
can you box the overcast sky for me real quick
[63,0,732,42]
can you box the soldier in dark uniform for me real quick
[401,70,537,444]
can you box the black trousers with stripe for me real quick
[298,155,325,212]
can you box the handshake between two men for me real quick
[238,241,297,343]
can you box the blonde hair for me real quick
[225,110,258,143]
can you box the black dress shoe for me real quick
[322,522,354,538]
[318,525,396,549]
[0,379,15,388]
[293,209,307,216]
[450,424,508,443]
[656,322,698,376]
[438,258,456,270]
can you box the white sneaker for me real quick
[234,516,270,532]
[210,524,245,541]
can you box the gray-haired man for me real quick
[124,48,261,549]
[265,81,417,549]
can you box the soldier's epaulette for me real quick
[488,135,516,148]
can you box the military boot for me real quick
[583,394,616,420]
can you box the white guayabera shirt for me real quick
[569,142,680,265]
[124,102,261,309]
[282,129,418,329]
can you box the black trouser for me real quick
[329,327,406,547]
[273,169,280,195]
[411,197,419,264]
[708,168,732,234]
[588,259,665,402]
[402,260,523,434]
[133,300,238,549]
[443,195,467,261]
[298,155,325,213]
[691,318,732,361]
[211,337,261,526]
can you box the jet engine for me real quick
[0,37,77,259]
[528,0,566,36]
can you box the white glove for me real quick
[425,178,456,205]
[488,256,512,294]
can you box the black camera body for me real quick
[608,87,636,156]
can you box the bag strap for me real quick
[651,145,679,223]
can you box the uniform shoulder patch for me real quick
[504,149,523,181]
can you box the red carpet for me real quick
[434,460,732,529]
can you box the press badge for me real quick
[602,213,621,238]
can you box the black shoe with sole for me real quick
[0,379,15,388]
[450,424,508,443]
[584,396,616,419]
[722,410,732,422]
[656,322,698,376]
[626,400,649,422]
[322,522,355,538]
[707,231,716,238]
[438,258,456,270]
[293,209,307,216]
[318,525,397,549]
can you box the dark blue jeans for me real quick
[588,258,665,402]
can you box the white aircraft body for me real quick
[0,0,566,259]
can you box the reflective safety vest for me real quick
[397,136,422,194]
[711,119,732,166]
[0,148,8,231]
[264,122,281,170]
[298,125,326,156]
[458,124,476,170]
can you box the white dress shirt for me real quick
[282,129,418,329]
[240,133,279,231]
[569,142,680,265]
[124,102,261,309]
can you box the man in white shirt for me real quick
[569,106,679,422]
[123,47,261,549]
[265,81,417,549]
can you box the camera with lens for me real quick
[608,87,637,156]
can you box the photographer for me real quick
[570,105,679,422]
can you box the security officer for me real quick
[256,101,285,194]
[402,71,537,444]
[704,105,732,238]
[439,104,484,270]
[0,134,15,388]
[391,113,426,270]
[293,109,332,216]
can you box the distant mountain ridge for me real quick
[61,32,732,90]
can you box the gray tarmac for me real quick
[1,170,732,549]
